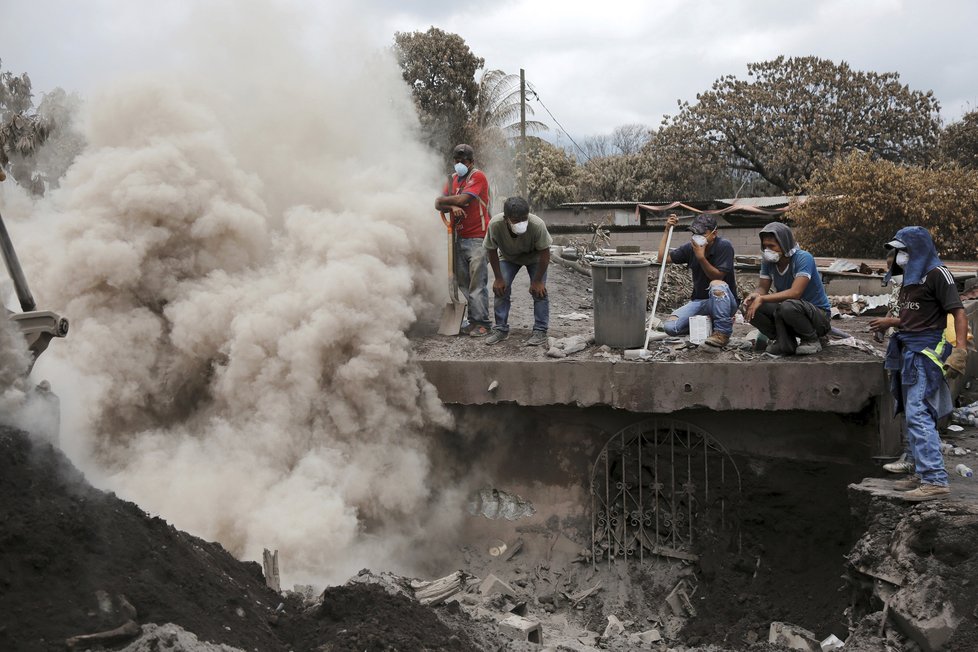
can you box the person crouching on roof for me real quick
[741,222,831,355]
[870,226,968,501]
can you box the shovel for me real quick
[625,225,673,359]
[437,212,467,335]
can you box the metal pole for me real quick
[519,68,527,199]
[0,209,36,312]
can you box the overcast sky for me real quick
[2,0,975,143]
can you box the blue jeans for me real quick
[455,237,489,327]
[662,281,737,336]
[493,259,548,333]
[900,354,950,486]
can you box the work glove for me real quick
[945,348,968,379]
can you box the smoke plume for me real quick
[4,3,462,584]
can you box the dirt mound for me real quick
[283,583,481,651]
[0,426,491,651]
[0,426,288,651]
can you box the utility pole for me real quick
[519,68,527,199]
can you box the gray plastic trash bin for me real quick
[590,258,651,348]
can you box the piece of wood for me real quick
[263,549,281,592]
[413,571,467,606]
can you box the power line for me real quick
[526,87,592,163]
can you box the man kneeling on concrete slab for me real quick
[483,197,553,346]
[742,222,831,356]
[871,227,967,502]
[657,213,738,350]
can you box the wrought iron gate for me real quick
[591,418,741,565]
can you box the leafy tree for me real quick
[792,152,978,259]
[669,56,941,193]
[516,136,578,209]
[0,60,50,195]
[578,152,658,201]
[392,27,484,156]
[940,109,978,169]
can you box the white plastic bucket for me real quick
[689,315,712,344]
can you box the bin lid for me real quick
[589,257,651,268]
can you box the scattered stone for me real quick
[546,334,594,358]
[820,633,845,651]
[498,614,542,644]
[630,628,662,644]
[487,380,499,392]
[601,615,625,640]
[114,624,246,652]
[768,621,820,651]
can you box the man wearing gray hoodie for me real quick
[742,223,831,355]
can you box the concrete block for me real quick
[499,614,542,644]
[768,621,819,651]
[479,573,516,598]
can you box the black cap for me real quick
[452,144,474,160]
[689,213,717,235]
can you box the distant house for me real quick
[540,197,806,252]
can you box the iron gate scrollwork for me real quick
[591,418,741,565]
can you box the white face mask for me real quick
[691,234,707,247]
[454,162,469,177]
[509,219,529,235]
[895,251,910,268]
[762,248,781,263]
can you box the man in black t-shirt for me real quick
[871,226,968,502]
[656,213,739,350]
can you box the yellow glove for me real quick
[945,348,968,379]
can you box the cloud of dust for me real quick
[5,1,468,585]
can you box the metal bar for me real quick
[0,209,36,311]
[638,430,643,564]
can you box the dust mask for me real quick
[509,220,529,235]
[691,234,707,247]
[454,162,469,177]
[762,249,781,263]
[895,251,909,268]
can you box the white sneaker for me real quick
[883,459,914,474]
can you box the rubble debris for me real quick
[478,574,516,598]
[628,628,663,645]
[467,487,536,520]
[556,312,589,321]
[345,569,413,599]
[411,571,469,606]
[665,579,698,617]
[768,621,820,651]
[114,624,246,652]
[65,620,142,650]
[498,614,542,644]
[561,582,602,607]
[829,293,893,317]
[546,333,593,358]
[819,633,845,651]
[503,538,524,561]
[262,549,281,593]
[487,380,499,392]
[601,614,625,640]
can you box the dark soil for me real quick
[684,457,871,647]
[282,584,482,651]
[0,427,485,652]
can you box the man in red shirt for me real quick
[435,144,491,336]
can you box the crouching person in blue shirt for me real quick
[742,222,831,356]
[657,213,739,350]
[870,227,968,501]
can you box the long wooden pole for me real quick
[519,68,527,199]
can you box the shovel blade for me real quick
[437,302,467,336]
